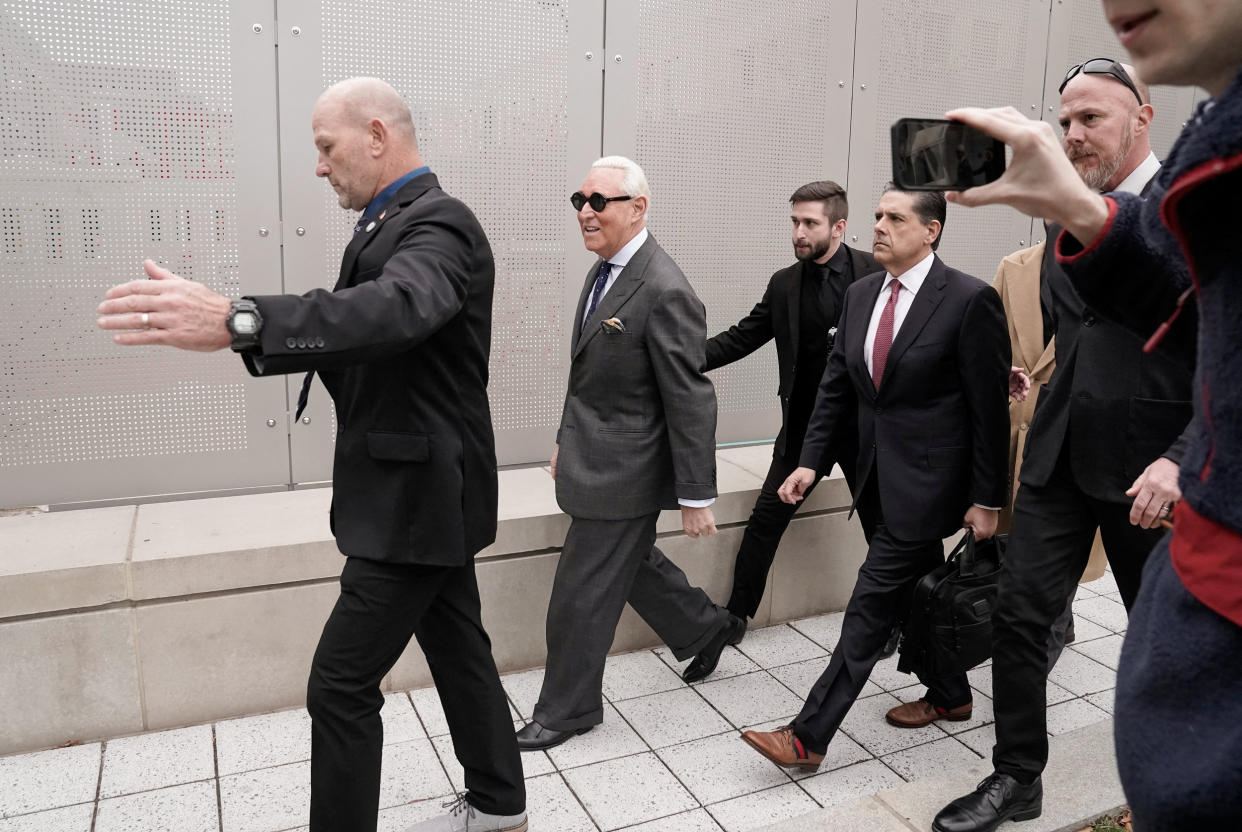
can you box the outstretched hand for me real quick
[97,259,232,351]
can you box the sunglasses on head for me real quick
[570,191,634,212]
[1060,58,1144,105]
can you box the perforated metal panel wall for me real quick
[316,0,571,436]
[627,0,854,436]
[0,1,287,506]
[849,0,1045,284]
[4,0,1200,506]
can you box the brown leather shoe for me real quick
[886,699,972,728]
[740,726,824,771]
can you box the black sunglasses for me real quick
[1060,58,1143,105]
[570,191,634,212]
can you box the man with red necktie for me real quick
[740,184,1010,771]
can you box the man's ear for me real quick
[1133,103,1154,137]
[832,218,847,239]
[925,219,942,246]
[631,195,649,221]
[368,118,387,157]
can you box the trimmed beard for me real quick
[1071,127,1135,191]
[794,239,832,261]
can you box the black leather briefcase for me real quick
[897,530,1006,678]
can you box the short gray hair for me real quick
[592,156,651,200]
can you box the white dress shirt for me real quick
[863,251,935,378]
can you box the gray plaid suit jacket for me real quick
[555,233,717,519]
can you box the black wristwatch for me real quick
[226,298,263,351]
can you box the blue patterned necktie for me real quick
[582,261,613,331]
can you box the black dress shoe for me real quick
[514,720,592,751]
[682,614,746,683]
[880,624,902,659]
[932,773,1042,832]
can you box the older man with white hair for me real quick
[513,156,743,752]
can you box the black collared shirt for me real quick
[787,245,854,455]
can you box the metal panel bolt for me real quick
[258,227,269,237]
[1019,240,1027,245]
[613,54,623,63]
[860,83,867,90]
[585,51,593,61]
[252,23,263,34]
[301,416,312,425]
[838,80,845,87]
[291,26,301,36]
[1030,104,1037,111]
[851,235,858,242]
[295,226,306,236]
[266,419,276,427]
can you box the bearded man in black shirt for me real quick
[681,181,881,683]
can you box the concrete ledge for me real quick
[0,443,868,755]
[758,720,1124,832]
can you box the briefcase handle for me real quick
[948,530,979,577]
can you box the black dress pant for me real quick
[991,448,1163,782]
[790,478,971,754]
[726,450,870,620]
[306,557,524,831]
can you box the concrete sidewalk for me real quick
[0,580,1128,832]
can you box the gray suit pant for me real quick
[533,511,727,731]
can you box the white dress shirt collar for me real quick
[864,251,936,378]
[882,250,935,296]
[607,227,649,271]
[1112,152,1160,196]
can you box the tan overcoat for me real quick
[994,243,1106,582]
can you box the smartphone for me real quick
[890,118,1005,190]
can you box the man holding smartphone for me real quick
[932,61,1197,832]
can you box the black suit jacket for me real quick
[705,245,880,459]
[799,255,1011,542]
[241,172,498,566]
[1019,226,1195,502]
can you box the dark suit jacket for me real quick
[241,172,498,566]
[705,245,881,460]
[1019,227,1195,502]
[798,255,1011,542]
[555,233,717,520]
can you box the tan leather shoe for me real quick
[886,699,972,728]
[740,726,824,771]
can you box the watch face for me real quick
[234,311,258,335]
